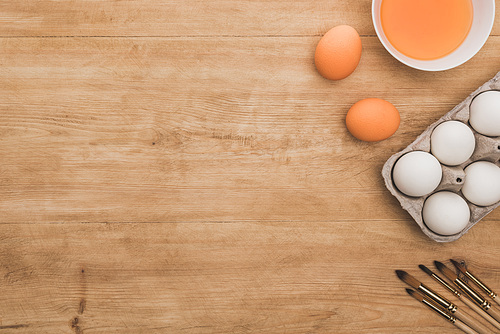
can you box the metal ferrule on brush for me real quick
[455,277,491,310]
[421,298,457,324]
[419,284,457,313]
[465,272,498,300]
[433,274,461,297]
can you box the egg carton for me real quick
[382,71,500,242]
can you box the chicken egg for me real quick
[346,98,400,142]
[430,121,475,166]
[469,90,500,137]
[462,161,500,206]
[392,151,442,197]
[422,191,470,236]
[315,25,362,80]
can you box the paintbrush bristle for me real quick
[406,288,424,302]
[434,260,445,271]
[419,264,434,277]
[434,261,457,281]
[450,259,467,274]
[396,270,421,289]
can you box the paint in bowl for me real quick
[372,0,495,71]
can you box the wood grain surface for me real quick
[0,1,499,333]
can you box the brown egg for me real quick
[315,25,362,80]
[346,98,400,142]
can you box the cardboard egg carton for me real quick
[382,71,500,242]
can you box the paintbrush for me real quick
[406,289,479,334]
[451,259,500,307]
[420,264,500,331]
[396,270,491,334]
[435,261,500,326]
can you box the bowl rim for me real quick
[371,0,496,71]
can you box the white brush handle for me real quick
[454,319,480,334]
[454,308,490,334]
[461,296,500,330]
[486,305,500,325]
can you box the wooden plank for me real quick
[0,221,499,333]
[0,0,376,37]
[1,36,499,224]
[1,0,499,37]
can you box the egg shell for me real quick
[469,90,500,137]
[346,98,400,142]
[392,151,442,197]
[430,120,475,166]
[423,191,470,236]
[462,161,500,206]
[382,72,500,242]
[314,25,362,80]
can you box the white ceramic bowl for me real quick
[372,0,495,71]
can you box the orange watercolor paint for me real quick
[381,0,473,60]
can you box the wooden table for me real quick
[1,1,499,333]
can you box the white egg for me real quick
[392,151,442,197]
[430,121,475,166]
[462,161,500,206]
[469,90,500,137]
[423,191,470,236]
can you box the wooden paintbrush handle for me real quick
[486,305,500,325]
[493,297,500,307]
[454,308,490,334]
[454,319,480,334]
[461,296,500,330]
